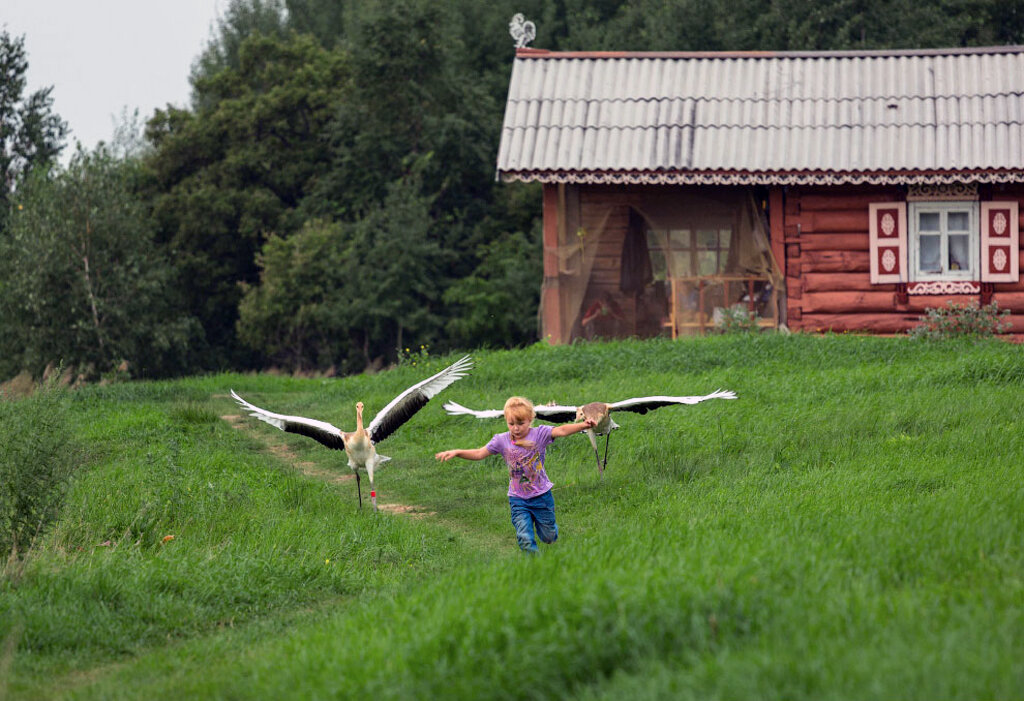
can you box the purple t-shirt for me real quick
[486,424,555,499]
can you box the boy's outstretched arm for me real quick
[551,418,596,439]
[435,447,491,462]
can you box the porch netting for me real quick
[543,187,783,342]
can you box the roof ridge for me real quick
[503,120,1024,130]
[507,91,1024,104]
[516,45,1024,60]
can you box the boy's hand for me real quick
[584,418,597,428]
[435,450,456,462]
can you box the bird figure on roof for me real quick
[232,355,473,511]
[443,389,736,480]
[509,13,536,49]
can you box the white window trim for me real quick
[908,201,979,282]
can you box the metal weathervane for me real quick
[509,13,536,49]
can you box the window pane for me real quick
[697,229,718,249]
[947,211,970,231]
[919,235,941,273]
[669,229,691,249]
[646,231,667,280]
[719,228,732,248]
[698,251,718,275]
[948,235,969,271]
[669,251,691,276]
[918,212,941,231]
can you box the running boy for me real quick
[435,396,595,553]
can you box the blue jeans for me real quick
[509,491,558,553]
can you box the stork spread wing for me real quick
[367,355,473,444]
[532,404,580,423]
[230,390,347,450]
[443,400,504,419]
[607,389,737,414]
[444,400,580,423]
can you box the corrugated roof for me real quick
[496,46,1024,185]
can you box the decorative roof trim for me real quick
[498,169,1024,187]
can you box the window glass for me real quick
[670,251,691,276]
[919,234,941,273]
[698,251,718,276]
[646,231,667,280]
[919,212,941,231]
[947,211,970,231]
[948,234,969,271]
[697,229,718,249]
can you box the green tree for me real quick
[0,148,197,380]
[444,228,543,349]
[237,218,360,371]
[144,31,348,369]
[0,30,67,222]
[238,174,445,371]
[189,0,290,106]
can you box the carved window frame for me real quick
[907,201,979,283]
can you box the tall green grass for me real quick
[0,378,80,558]
[2,334,1023,699]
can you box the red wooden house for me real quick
[496,46,1024,342]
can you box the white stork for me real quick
[443,389,736,480]
[232,355,473,511]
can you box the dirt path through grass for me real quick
[220,413,436,517]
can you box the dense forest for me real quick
[1,0,1022,380]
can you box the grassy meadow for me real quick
[2,334,1023,699]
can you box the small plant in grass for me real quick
[397,344,431,368]
[714,305,761,334]
[909,300,1009,340]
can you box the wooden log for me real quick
[802,291,901,313]
[590,269,621,285]
[1004,315,1024,333]
[799,233,869,251]
[798,192,902,212]
[803,272,878,292]
[589,256,620,270]
[802,210,869,234]
[990,292,1024,309]
[800,291,1022,315]
[786,277,803,300]
[798,313,918,333]
[803,250,870,273]
[904,295,982,313]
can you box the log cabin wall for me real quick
[782,183,1024,335]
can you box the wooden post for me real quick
[541,184,564,344]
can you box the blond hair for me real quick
[503,396,535,447]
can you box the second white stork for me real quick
[232,355,473,511]
[443,389,736,480]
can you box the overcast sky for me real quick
[4,0,225,155]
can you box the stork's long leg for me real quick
[355,471,363,508]
[602,431,611,472]
[369,480,378,513]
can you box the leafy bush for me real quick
[909,301,1010,340]
[0,378,80,557]
[714,305,762,334]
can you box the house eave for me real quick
[497,169,1024,187]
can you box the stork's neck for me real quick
[355,402,365,433]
